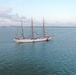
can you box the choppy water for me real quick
[0,27,76,75]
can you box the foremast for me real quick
[21,20,24,39]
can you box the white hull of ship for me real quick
[14,36,52,43]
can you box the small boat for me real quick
[14,18,53,43]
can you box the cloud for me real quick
[0,7,28,26]
[1,7,74,26]
[0,8,12,19]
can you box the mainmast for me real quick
[21,20,24,38]
[43,17,45,37]
[31,18,34,39]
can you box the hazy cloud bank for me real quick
[0,7,75,26]
[0,7,30,26]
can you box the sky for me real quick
[0,0,76,26]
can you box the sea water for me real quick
[0,27,76,75]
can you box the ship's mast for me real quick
[21,20,24,38]
[31,18,34,39]
[43,17,45,37]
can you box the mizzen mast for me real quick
[43,17,46,38]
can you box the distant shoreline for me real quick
[1,26,76,28]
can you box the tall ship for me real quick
[14,18,53,43]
